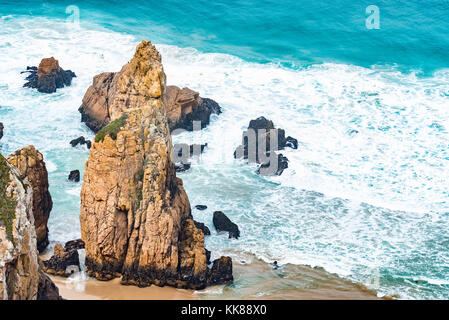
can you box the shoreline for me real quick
[49,254,380,300]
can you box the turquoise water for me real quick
[0,1,449,299]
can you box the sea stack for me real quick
[80,41,232,289]
[0,154,61,300]
[23,57,76,93]
[6,146,53,252]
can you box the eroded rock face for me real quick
[166,86,221,132]
[0,154,60,300]
[79,65,220,133]
[7,146,52,252]
[80,41,232,289]
[23,57,76,93]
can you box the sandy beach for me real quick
[49,253,380,300]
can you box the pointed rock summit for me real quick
[80,41,232,289]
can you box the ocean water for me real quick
[0,0,448,299]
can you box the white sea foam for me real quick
[1,16,448,299]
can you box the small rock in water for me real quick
[195,204,208,210]
[23,57,76,93]
[285,136,298,149]
[213,211,240,239]
[0,122,3,140]
[68,170,80,182]
[70,136,92,149]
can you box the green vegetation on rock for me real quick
[0,154,17,243]
[95,116,127,143]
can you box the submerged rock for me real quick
[80,41,232,289]
[174,162,191,172]
[0,154,60,300]
[7,146,53,252]
[195,205,208,211]
[213,211,240,239]
[70,136,91,149]
[68,170,80,182]
[43,244,81,277]
[23,57,76,93]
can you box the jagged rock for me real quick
[234,116,297,176]
[7,146,53,252]
[79,70,221,133]
[70,136,92,149]
[68,170,80,182]
[194,220,211,236]
[23,57,76,93]
[195,205,207,211]
[285,136,298,149]
[42,244,81,277]
[175,143,208,158]
[166,86,221,132]
[0,122,3,140]
[1,154,60,300]
[174,162,191,172]
[207,256,233,286]
[64,239,85,251]
[257,153,289,176]
[80,41,232,289]
[205,249,211,265]
[213,211,240,239]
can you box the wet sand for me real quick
[49,254,380,300]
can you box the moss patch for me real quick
[0,154,17,244]
[95,116,127,143]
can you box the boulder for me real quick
[207,256,233,286]
[7,146,53,252]
[195,205,208,211]
[213,211,240,239]
[80,41,232,289]
[42,244,81,277]
[0,154,60,300]
[23,57,76,93]
[68,170,80,182]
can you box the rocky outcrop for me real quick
[80,41,232,289]
[234,116,297,176]
[165,86,221,131]
[0,122,3,140]
[23,58,76,93]
[7,146,52,252]
[0,154,60,300]
[42,244,80,277]
[79,66,221,133]
[194,221,211,236]
[64,239,85,251]
[213,211,240,239]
